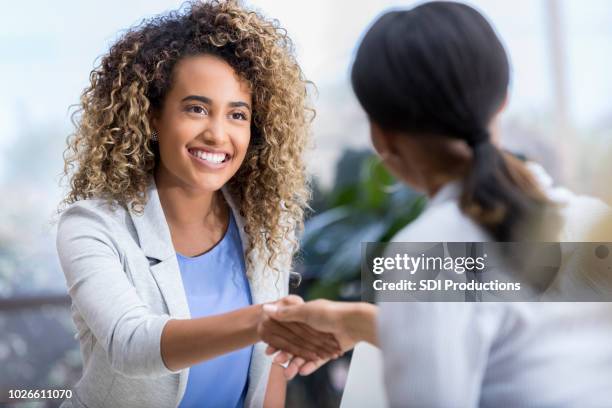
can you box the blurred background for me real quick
[1,0,611,407]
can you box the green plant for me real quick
[298,150,426,301]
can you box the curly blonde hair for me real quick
[60,0,312,274]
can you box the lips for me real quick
[187,147,231,164]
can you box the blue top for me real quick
[177,211,253,408]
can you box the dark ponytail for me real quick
[351,1,555,241]
[463,137,551,240]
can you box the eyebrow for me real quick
[181,95,251,111]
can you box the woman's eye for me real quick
[187,105,207,115]
[230,112,248,121]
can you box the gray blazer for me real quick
[56,176,290,408]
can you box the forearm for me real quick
[342,302,379,347]
[161,304,262,371]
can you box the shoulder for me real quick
[392,199,490,242]
[56,199,132,250]
[526,161,612,240]
[59,198,130,228]
[558,194,611,241]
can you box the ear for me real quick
[148,109,160,132]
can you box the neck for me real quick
[406,137,472,197]
[403,120,504,197]
[154,166,224,229]
[423,173,463,197]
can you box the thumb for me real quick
[262,303,278,315]
[281,294,304,306]
[265,304,308,323]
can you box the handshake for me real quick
[256,295,378,380]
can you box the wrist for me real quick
[250,304,265,343]
[341,302,378,346]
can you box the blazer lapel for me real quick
[221,186,276,305]
[128,175,191,320]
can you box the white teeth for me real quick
[190,149,226,164]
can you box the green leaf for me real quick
[305,280,342,301]
[328,185,359,207]
[380,195,427,242]
[318,216,390,283]
[360,156,397,209]
[301,206,353,247]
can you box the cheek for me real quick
[169,124,196,147]
[158,121,197,162]
[369,130,385,156]
[158,135,186,168]
[371,141,384,157]
[233,130,252,161]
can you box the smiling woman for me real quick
[55,1,341,407]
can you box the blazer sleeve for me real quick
[56,202,180,379]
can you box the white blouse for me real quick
[377,169,612,407]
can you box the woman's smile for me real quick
[187,146,232,170]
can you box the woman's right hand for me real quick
[256,295,342,363]
[262,300,379,378]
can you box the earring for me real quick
[151,130,158,142]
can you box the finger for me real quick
[300,360,321,376]
[262,313,339,359]
[269,312,339,354]
[273,351,292,365]
[284,357,305,380]
[283,362,299,380]
[293,322,341,353]
[267,347,294,366]
[261,316,340,359]
[288,356,306,371]
[286,323,341,357]
[265,319,327,358]
[260,320,318,360]
[261,331,320,361]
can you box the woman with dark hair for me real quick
[265,2,612,406]
[351,1,553,241]
[56,1,340,407]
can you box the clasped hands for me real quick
[257,295,371,380]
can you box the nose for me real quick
[202,114,226,144]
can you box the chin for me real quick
[190,166,239,190]
[192,177,228,193]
